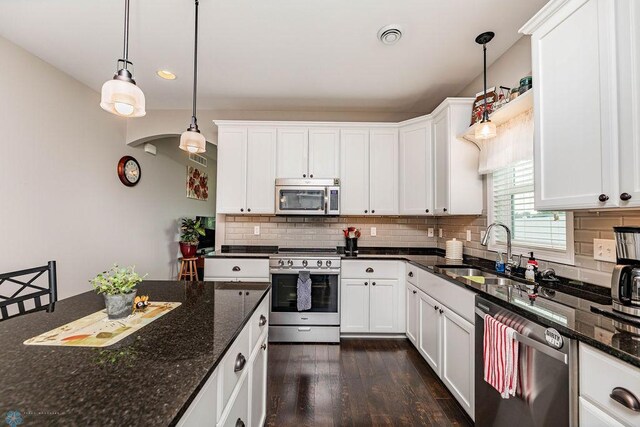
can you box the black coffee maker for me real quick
[612,226,640,317]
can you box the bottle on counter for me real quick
[525,252,538,281]
[495,252,505,273]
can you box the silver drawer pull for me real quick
[366,267,374,273]
[408,271,414,277]
[259,314,267,326]
[610,387,640,412]
[235,418,245,427]
[232,266,241,272]
[261,343,267,351]
[297,327,311,332]
[234,353,246,372]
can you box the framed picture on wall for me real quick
[187,166,208,201]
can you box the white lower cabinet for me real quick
[579,397,624,427]
[369,279,398,333]
[340,279,370,333]
[179,292,270,427]
[407,266,475,420]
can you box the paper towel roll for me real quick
[445,238,464,260]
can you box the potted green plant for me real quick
[179,218,205,258]
[90,265,146,319]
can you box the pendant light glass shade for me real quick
[100,76,146,117]
[180,128,206,153]
[475,119,497,140]
[100,0,145,118]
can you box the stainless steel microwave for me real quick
[275,178,340,215]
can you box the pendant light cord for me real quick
[122,0,130,68]
[482,42,488,121]
[191,0,200,126]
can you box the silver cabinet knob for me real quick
[302,260,308,267]
[317,260,322,267]
[259,315,267,326]
[326,260,332,267]
[287,260,294,267]
[278,259,285,267]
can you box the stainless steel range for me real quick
[268,248,341,343]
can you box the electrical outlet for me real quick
[466,230,472,241]
[371,227,377,237]
[439,228,443,238]
[593,238,616,262]
[254,226,260,236]
[427,228,434,238]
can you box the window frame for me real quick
[487,166,575,266]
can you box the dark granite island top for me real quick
[0,280,270,426]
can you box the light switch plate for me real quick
[371,227,377,237]
[427,228,434,238]
[593,238,616,262]
[439,228,443,238]
[466,230,472,241]
[254,226,260,236]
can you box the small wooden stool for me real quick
[178,257,199,281]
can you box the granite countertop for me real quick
[0,280,270,426]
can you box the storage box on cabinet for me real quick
[204,258,269,282]
[579,344,640,425]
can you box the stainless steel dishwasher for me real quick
[475,296,578,426]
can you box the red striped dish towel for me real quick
[483,314,519,398]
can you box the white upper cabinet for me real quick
[246,128,277,214]
[308,128,340,178]
[340,129,371,215]
[217,127,248,214]
[276,128,308,178]
[617,0,640,207]
[369,128,399,215]
[399,118,433,215]
[432,99,482,215]
[521,0,620,209]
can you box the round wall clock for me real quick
[117,156,141,187]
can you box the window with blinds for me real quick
[491,160,567,251]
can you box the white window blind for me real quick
[492,160,567,251]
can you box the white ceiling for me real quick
[0,0,546,114]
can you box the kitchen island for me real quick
[0,280,270,426]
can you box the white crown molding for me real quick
[520,0,572,34]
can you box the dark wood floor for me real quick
[266,339,473,426]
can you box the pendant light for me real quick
[179,0,206,154]
[474,31,497,140]
[100,0,146,117]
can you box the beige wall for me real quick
[0,37,215,298]
[457,36,532,98]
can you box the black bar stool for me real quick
[0,261,58,321]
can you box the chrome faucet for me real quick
[481,222,519,274]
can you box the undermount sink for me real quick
[435,267,497,279]
[483,277,517,287]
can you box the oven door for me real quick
[270,272,340,326]
[275,186,327,215]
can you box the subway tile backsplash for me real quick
[221,209,640,289]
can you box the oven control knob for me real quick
[278,259,285,267]
[326,260,332,267]
[317,260,323,267]
[302,260,308,267]
[287,260,294,267]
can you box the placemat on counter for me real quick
[24,302,181,348]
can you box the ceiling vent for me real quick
[377,25,403,45]
[189,152,207,167]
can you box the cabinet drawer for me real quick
[417,269,475,323]
[250,294,269,353]
[579,397,625,427]
[220,325,251,412]
[218,373,249,427]
[580,344,640,425]
[204,258,269,281]
[269,325,340,343]
[406,264,417,285]
[342,260,399,279]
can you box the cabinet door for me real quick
[441,306,474,418]
[340,279,370,333]
[340,129,370,215]
[579,397,625,427]
[399,121,432,215]
[617,0,640,207]
[432,110,450,215]
[249,335,268,427]
[418,290,441,374]
[308,128,340,179]
[246,128,276,214]
[177,370,218,426]
[530,0,618,209]
[369,128,399,215]
[369,279,397,333]
[276,128,308,178]
[217,127,247,214]
[218,374,249,427]
[406,284,419,345]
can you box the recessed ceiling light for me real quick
[156,70,177,80]
[377,25,403,45]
